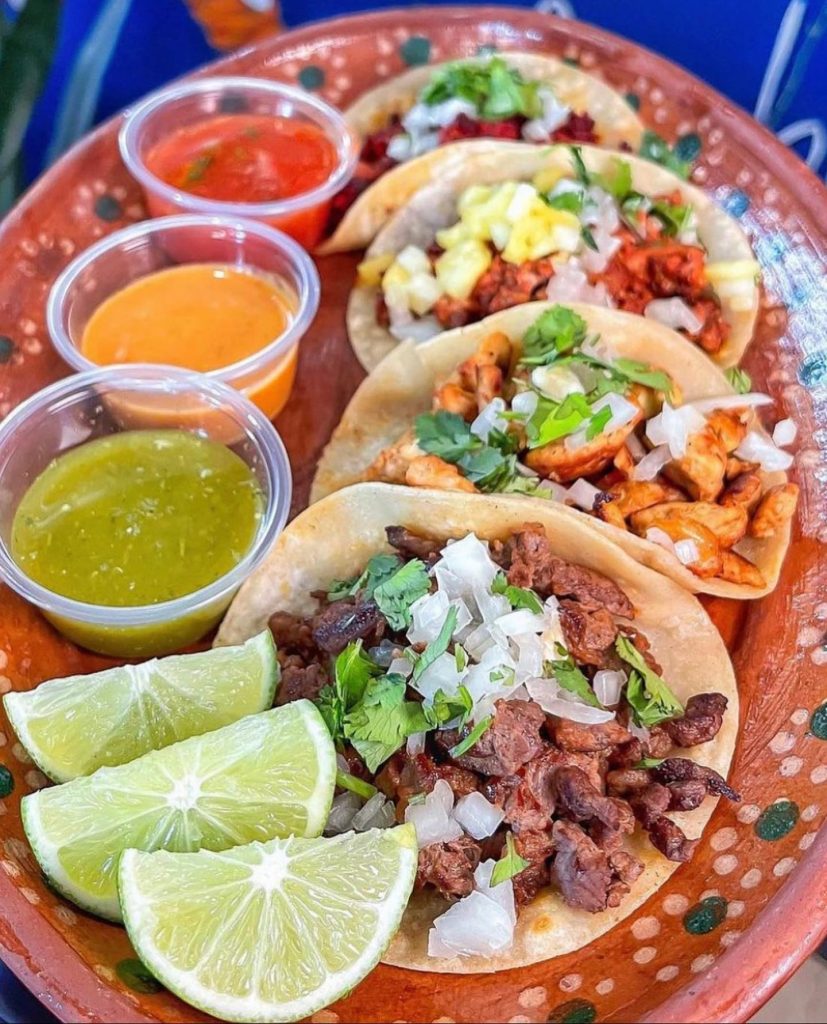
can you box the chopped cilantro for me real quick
[184,152,214,183]
[619,191,651,234]
[615,635,684,727]
[455,645,469,672]
[592,157,632,200]
[527,392,592,448]
[581,225,598,251]
[327,552,401,600]
[634,757,665,770]
[546,190,584,214]
[639,130,692,179]
[414,411,519,493]
[585,404,613,440]
[569,145,590,185]
[725,367,752,394]
[520,305,588,366]
[316,640,382,742]
[650,198,693,237]
[611,357,674,395]
[420,56,541,120]
[448,716,493,758]
[490,832,531,886]
[549,653,603,708]
[427,685,474,728]
[373,559,431,630]
[336,769,377,800]
[492,571,543,613]
[415,410,478,462]
[345,671,432,772]
[410,606,458,684]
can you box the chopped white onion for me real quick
[505,182,539,223]
[386,133,413,162]
[674,539,700,566]
[593,669,626,707]
[626,430,647,461]
[531,364,585,402]
[735,430,794,471]
[352,792,396,831]
[514,632,545,681]
[632,444,672,481]
[525,677,615,723]
[453,792,505,840]
[426,97,478,128]
[412,651,466,703]
[429,889,515,958]
[474,859,517,926]
[389,315,442,344]
[405,780,463,848]
[408,589,451,644]
[566,393,637,453]
[530,87,571,135]
[396,244,432,275]
[773,418,797,447]
[390,656,413,679]
[644,297,704,335]
[566,478,601,511]
[406,731,427,756]
[325,792,361,835]
[687,393,773,414]
[511,389,539,418]
[646,403,707,458]
[545,260,613,306]
[537,478,570,502]
[494,607,546,638]
[471,397,509,442]
[645,527,677,555]
[437,534,500,593]
[628,718,650,743]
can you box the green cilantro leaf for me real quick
[611,357,674,395]
[581,225,598,251]
[344,672,432,772]
[592,157,632,200]
[650,198,693,237]
[527,393,592,448]
[448,716,493,758]
[427,684,474,728]
[550,654,603,708]
[490,832,531,887]
[492,571,543,613]
[585,404,613,440]
[520,306,589,366]
[410,606,458,684]
[373,559,431,631]
[619,191,651,234]
[420,57,541,120]
[415,410,478,462]
[615,634,684,727]
[633,757,665,770]
[569,145,590,185]
[459,446,517,491]
[725,367,752,394]
[639,130,692,180]
[327,552,402,601]
[414,411,519,493]
[316,640,383,742]
[546,190,584,214]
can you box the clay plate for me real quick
[0,8,826,1024]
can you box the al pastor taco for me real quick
[347,143,759,369]
[216,483,738,972]
[321,53,644,253]
[315,303,797,598]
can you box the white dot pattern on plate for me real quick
[662,894,690,915]
[773,857,797,877]
[595,979,615,996]
[737,804,761,824]
[769,731,797,754]
[558,974,582,993]
[632,916,660,940]
[810,765,827,784]
[741,868,762,889]
[720,930,742,948]
[656,966,680,982]
[691,954,716,974]
[713,854,738,875]
[727,900,745,918]
[633,946,657,965]
[518,987,546,1009]
[710,827,737,851]
[799,832,817,851]
[780,756,804,777]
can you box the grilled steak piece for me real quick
[606,768,652,796]
[663,693,728,747]
[417,836,482,900]
[667,779,708,811]
[554,766,635,834]
[268,611,317,657]
[311,598,385,654]
[377,752,479,818]
[385,525,444,563]
[652,757,740,802]
[512,860,550,906]
[646,815,699,862]
[630,783,672,826]
[559,600,620,667]
[550,819,613,913]
[437,699,545,776]
[547,716,633,753]
[277,659,328,705]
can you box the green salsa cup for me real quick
[0,366,291,657]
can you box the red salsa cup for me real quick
[119,77,357,249]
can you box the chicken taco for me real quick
[315,303,797,598]
[321,53,644,253]
[216,483,738,972]
[348,143,759,369]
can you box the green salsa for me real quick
[12,430,263,607]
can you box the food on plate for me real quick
[322,53,644,252]
[3,632,278,783]
[347,144,758,369]
[21,701,335,920]
[78,263,301,415]
[120,826,417,1023]
[315,303,797,598]
[215,484,738,971]
[10,429,263,651]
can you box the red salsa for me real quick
[145,114,338,204]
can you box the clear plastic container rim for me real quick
[46,213,321,381]
[118,75,358,218]
[0,364,292,627]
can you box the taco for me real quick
[216,483,738,972]
[321,53,644,253]
[347,143,759,369]
[314,303,797,599]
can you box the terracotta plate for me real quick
[0,8,825,1024]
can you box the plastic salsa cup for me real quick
[119,76,358,249]
[0,366,291,657]
[46,214,320,420]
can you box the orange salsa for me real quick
[80,263,299,418]
[144,114,339,245]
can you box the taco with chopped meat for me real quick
[320,53,644,253]
[347,143,759,369]
[315,302,797,598]
[216,483,738,972]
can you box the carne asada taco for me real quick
[321,53,644,253]
[348,143,759,369]
[315,303,797,599]
[216,484,738,972]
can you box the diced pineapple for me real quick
[382,260,411,291]
[435,240,492,300]
[533,166,569,193]
[396,245,432,275]
[357,252,395,287]
[506,182,541,224]
[489,220,511,251]
[435,222,472,250]
[460,182,518,240]
[502,201,580,263]
[458,184,494,217]
[705,260,760,312]
[407,272,442,315]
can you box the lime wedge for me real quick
[119,825,418,1023]
[4,632,279,783]
[22,701,335,921]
